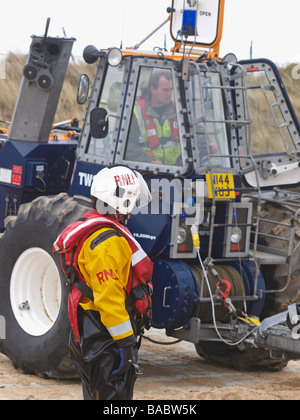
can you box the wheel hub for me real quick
[10,247,62,336]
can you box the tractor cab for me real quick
[72,49,300,195]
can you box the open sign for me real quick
[170,0,225,52]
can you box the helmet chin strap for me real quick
[95,198,130,225]
[112,213,129,226]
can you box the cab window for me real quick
[189,71,231,168]
[124,67,183,167]
[245,70,296,155]
[85,64,125,158]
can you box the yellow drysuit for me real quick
[77,227,134,343]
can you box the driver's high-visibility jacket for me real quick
[134,98,181,166]
[78,227,133,342]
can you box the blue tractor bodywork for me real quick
[0,139,77,231]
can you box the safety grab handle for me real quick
[163,286,172,308]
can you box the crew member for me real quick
[53,166,153,400]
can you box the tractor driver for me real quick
[125,70,182,166]
[125,70,218,167]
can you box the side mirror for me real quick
[90,108,109,139]
[77,74,90,105]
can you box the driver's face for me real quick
[151,76,173,107]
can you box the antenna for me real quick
[44,18,51,39]
[132,9,172,50]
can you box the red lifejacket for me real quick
[137,97,179,149]
[53,210,153,342]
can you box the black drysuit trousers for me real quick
[69,309,138,400]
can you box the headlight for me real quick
[170,206,196,258]
[177,227,187,244]
[231,227,242,244]
[107,48,123,67]
[224,203,252,257]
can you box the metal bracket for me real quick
[259,304,299,337]
[259,310,288,337]
[166,317,201,344]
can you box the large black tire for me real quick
[257,199,300,317]
[0,193,89,378]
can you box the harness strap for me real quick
[68,270,95,302]
[65,244,95,302]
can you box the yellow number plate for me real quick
[206,173,236,199]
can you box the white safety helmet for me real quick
[91,166,152,215]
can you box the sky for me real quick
[0,0,299,65]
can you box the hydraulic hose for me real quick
[191,226,260,347]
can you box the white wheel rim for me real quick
[10,248,62,337]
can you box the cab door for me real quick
[232,59,300,189]
[114,58,190,175]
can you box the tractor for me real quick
[1,0,300,378]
